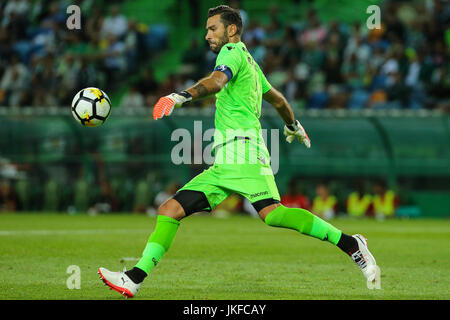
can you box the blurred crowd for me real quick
[0,172,401,221]
[1,149,401,219]
[175,0,450,111]
[121,0,450,111]
[93,177,401,220]
[279,179,399,220]
[1,0,448,111]
[0,0,167,108]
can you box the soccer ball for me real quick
[71,87,111,127]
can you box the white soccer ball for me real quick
[71,87,111,127]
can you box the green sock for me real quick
[265,205,342,245]
[135,215,180,275]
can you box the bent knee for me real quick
[158,198,186,221]
[258,203,282,222]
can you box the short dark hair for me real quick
[208,5,243,35]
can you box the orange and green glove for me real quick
[153,91,192,120]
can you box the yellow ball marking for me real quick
[89,88,104,103]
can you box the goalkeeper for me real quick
[98,5,380,297]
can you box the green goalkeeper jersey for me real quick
[213,41,272,150]
[178,42,280,208]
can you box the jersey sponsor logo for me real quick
[216,64,227,71]
[250,191,269,198]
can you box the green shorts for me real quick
[178,137,280,210]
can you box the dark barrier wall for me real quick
[0,108,449,216]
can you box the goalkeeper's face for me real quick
[205,14,230,53]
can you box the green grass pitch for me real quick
[0,213,449,300]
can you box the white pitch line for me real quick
[120,257,140,261]
[0,229,149,236]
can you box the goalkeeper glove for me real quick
[284,119,311,148]
[153,91,192,120]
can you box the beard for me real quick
[209,33,230,53]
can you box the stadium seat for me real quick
[409,87,426,109]
[347,89,369,109]
[145,25,169,51]
[370,75,387,91]
[307,91,329,109]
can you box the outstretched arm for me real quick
[263,87,311,148]
[263,87,295,126]
[185,71,229,100]
[153,71,228,120]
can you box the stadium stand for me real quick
[0,0,449,218]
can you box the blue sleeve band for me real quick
[214,64,233,81]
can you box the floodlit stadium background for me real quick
[0,0,449,219]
